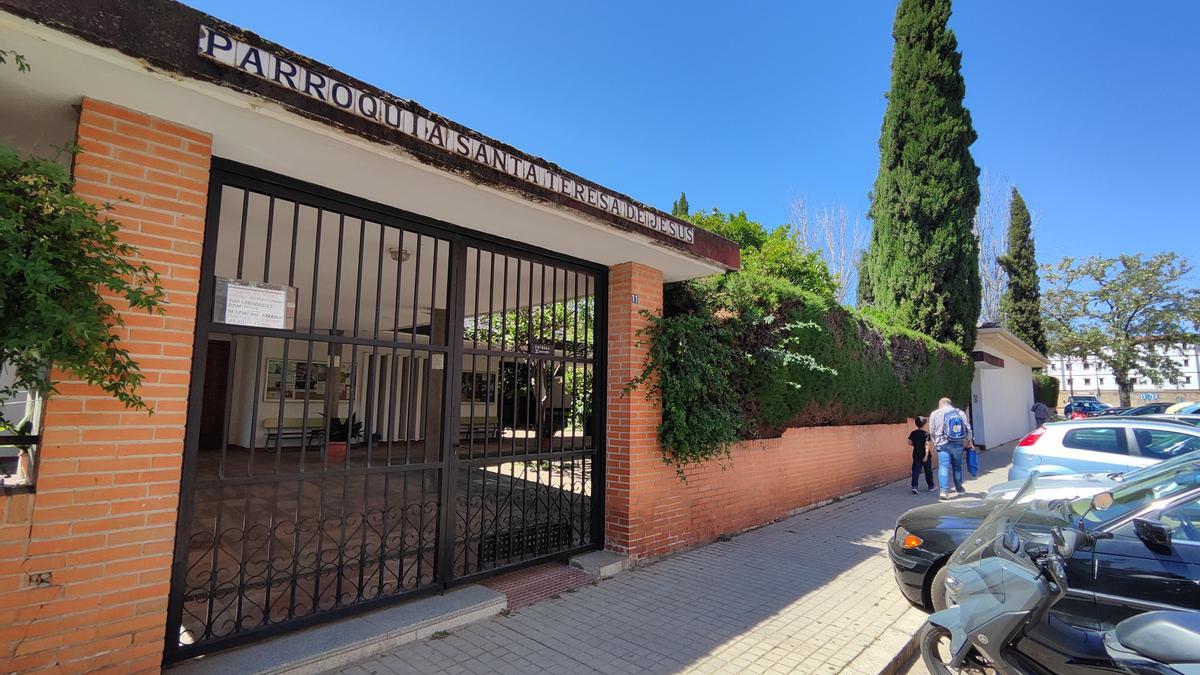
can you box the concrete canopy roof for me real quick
[0,0,739,282]
[975,325,1050,369]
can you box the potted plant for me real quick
[326,414,362,464]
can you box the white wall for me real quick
[973,360,1037,447]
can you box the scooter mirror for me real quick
[1057,528,1081,558]
[1092,492,1114,512]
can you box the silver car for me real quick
[1008,417,1200,482]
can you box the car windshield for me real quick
[1078,457,1200,525]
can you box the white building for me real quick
[1045,345,1200,405]
[968,325,1050,448]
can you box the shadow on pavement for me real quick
[345,442,1018,674]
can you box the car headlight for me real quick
[895,526,924,550]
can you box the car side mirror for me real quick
[1133,518,1173,549]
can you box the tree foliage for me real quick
[0,48,30,73]
[464,296,595,428]
[0,145,166,424]
[687,209,837,300]
[1033,372,1059,408]
[1042,253,1199,406]
[996,187,1046,353]
[670,191,689,217]
[859,0,981,352]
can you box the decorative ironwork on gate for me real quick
[166,161,605,660]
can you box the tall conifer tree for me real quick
[859,0,981,351]
[671,192,689,217]
[997,188,1046,353]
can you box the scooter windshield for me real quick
[941,476,1074,657]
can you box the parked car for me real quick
[1062,400,1111,417]
[889,448,1200,622]
[1166,401,1197,414]
[1122,402,1172,416]
[1067,395,1101,404]
[1147,414,1200,427]
[1095,405,1131,416]
[1172,402,1200,415]
[1008,417,1200,481]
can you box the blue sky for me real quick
[186,1,1199,267]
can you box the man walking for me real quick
[928,397,974,500]
[1031,400,1050,428]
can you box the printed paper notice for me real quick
[214,278,297,330]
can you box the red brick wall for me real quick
[611,422,913,561]
[0,99,210,673]
[603,262,914,561]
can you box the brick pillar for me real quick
[0,99,211,673]
[604,262,663,555]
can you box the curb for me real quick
[876,629,921,675]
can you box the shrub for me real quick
[630,269,971,472]
[1033,372,1059,408]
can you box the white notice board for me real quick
[213,277,297,330]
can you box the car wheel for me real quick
[930,564,953,612]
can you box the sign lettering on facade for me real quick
[197,25,696,245]
[213,277,297,330]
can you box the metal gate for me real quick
[166,160,605,660]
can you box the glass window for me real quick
[1158,497,1200,544]
[1063,428,1126,455]
[1133,429,1200,460]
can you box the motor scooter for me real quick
[919,481,1200,674]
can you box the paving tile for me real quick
[333,444,1015,674]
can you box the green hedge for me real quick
[729,285,973,435]
[633,272,973,472]
[1033,372,1059,408]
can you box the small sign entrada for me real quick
[213,277,297,330]
[197,25,696,245]
[531,344,553,357]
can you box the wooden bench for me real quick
[459,414,500,442]
[263,417,325,450]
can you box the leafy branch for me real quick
[0,146,166,426]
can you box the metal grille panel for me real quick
[167,163,604,660]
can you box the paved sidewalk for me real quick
[340,443,1016,675]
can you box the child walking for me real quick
[909,416,935,494]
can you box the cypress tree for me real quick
[997,188,1046,353]
[671,192,689,217]
[859,0,981,351]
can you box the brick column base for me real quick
[603,262,664,555]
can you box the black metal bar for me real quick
[263,194,276,282]
[298,208,324,474]
[387,227,406,467]
[164,170,226,661]
[235,188,249,278]
[205,323,452,352]
[193,460,441,489]
[437,237,465,586]
[404,233,423,466]
[458,448,595,467]
[508,258,519,459]
[590,270,608,549]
